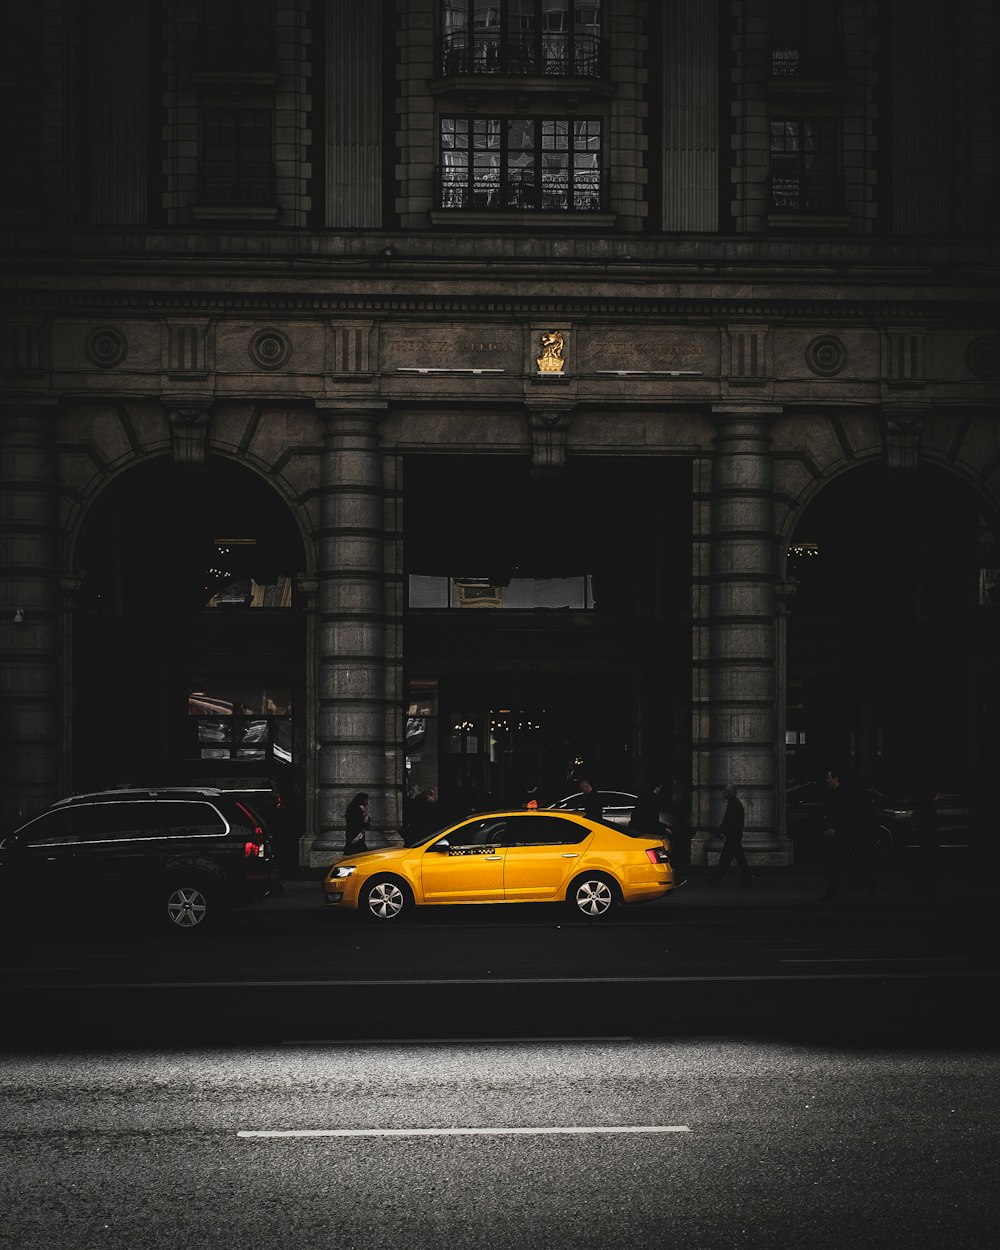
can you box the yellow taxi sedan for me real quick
[323,809,674,921]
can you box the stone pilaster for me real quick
[0,402,62,825]
[312,402,395,855]
[704,404,780,863]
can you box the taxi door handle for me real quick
[561,852,579,858]
[484,854,502,860]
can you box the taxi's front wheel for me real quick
[567,872,620,920]
[360,875,412,922]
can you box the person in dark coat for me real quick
[629,782,667,836]
[820,766,877,900]
[911,784,940,897]
[630,781,686,884]
[708,782,751,886]
[405,786,440,845]
[343,792,370,855]
[576,778,604,822]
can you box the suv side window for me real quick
[508,815,589,846]
[149,801,227,837]
[17,809,81,846]
[73,803,157,842]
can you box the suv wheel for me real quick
[165,880,215,931]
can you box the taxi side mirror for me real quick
[428,839,450,853]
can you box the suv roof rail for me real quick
[54,787,224,805]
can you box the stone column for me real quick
[0,402,62,825]
[312,402,394,855]
[705,405,781,863]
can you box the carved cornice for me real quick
[4,289,998,324]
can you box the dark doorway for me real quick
[73,457,306,869]
[785,463,1000,799]
[403,454,693,810]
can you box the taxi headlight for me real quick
[330,864,356,879]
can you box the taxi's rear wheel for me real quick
[567,872,620,920]
[360,875,412,922]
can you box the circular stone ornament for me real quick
[248,328,292,370]
[966,337,1000,378]
[85,326,128,369]
[805,335,847,377]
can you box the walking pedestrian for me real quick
[343,792,370,855]
[708,782,751,886]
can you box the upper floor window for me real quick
[439,116,604,211]
[440,1,604,78]
[200,0,275,72]
[769,0,843,80]
[0,4,39,77]
[200,108,275,207]
[769,117,842,213]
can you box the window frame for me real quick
[439,114,605,213]
[199,106,276,208]
[768,114,842,214]
[440,1,604,79]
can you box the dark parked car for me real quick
[548,790,640,828]
[0,787,281,932]
[873,792,980,860]
[786,780,980,866]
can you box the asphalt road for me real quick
[3,1040,999,1250]
[3,868,997,1047]
[3,870,998,1248]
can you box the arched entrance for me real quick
[72,457,307,869]
[785,462,1000,799]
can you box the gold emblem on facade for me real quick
[536,330,565,373]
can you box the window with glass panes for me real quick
[769,0,841,78]
[200,108,275,206]
[440,116,603,210]
[441,1,602,77]
[768,117,840,212]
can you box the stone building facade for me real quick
[2,0,999,871]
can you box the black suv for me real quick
[0,788,281,932]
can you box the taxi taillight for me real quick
[646,847,670,864]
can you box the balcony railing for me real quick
[769,170,845,214]
[437,31,609,80]
[198,169,276,207]
[436,167,609,213]
[770,35,847,81]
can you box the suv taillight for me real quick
[646,847,670,864]
[245,840,265,859]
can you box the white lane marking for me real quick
[780,957,962,964]
[281,1036,635,1046]
[238,1126,691,1139]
